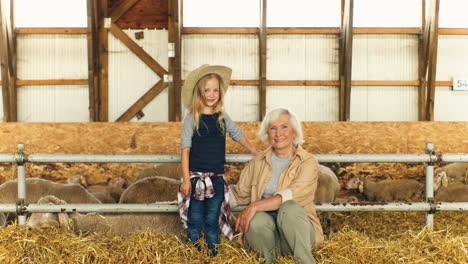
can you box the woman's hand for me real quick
[179,179,191,196]
[235,204,257,233]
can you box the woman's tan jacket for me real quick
[230,145,324,246]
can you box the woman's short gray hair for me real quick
[258,107,304,146]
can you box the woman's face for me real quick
[267,114,297,151]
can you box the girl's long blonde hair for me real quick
[190,73,225,133]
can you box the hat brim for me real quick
[182,65,232,109]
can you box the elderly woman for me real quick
[230,107,323,264]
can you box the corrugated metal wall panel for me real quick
[352,34,418,80]
[350,86,418,121]
[434,86,468,121]
[17,85,89,122]
[182,34,259,121]
[182,34,258,80]
[16,34,88,122]
[268,35,339,80]
[267,86,339,121]
[109,29,168,122]
[17,34,87,79]
[434,36,468,121]
[436,35,468,81]
[224,86,258,121]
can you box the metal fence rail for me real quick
[2,143,467,229]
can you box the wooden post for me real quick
[339,0,353,121]
[99,0,109,121]
[0,0,16,121]
[258,0,267,120]
[418,0,426,120]
[87,0,100,121]
[168,0,182,121]
[425,0,440,121]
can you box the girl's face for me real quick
[202,78,220,108]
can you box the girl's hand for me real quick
[180,179,191,196]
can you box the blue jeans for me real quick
[187,176,225,255]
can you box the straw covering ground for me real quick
[0,211,465,264]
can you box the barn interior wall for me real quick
[108,29,169,122]
[435,35,468,121]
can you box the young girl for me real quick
[178,64,257,256]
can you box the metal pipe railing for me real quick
[1,142,466,230]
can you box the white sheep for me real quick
[314,165,341,203]
[433,171,468,202]
[345,176,424,202]
[0,178,101,222]
[119,176,179,204]
[67,175,128,203]
[27,195,185,237]
[434,163,468,184]
[135,163,182,182]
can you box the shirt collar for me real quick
[261,145,307,165]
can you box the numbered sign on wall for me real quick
[453,78,468,91]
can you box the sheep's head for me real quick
[345,176,361,190]
[433,171,449,191]
[67,174,88,187]
[108,176,128,189]
[27,195,72,230]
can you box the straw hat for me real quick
[182,64,232,109]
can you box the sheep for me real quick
[119,176,180,204]
[135,163,182,182]
[345,176,424,202]
[313,165,341,235]
[27,195,185,237]
[0,178,101,222]
[67,175,128,203]
[434,163,468,184]
[433,171,468,202]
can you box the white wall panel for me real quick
[182,34,258,80]
[17,34,87,79]
[16,34,88,122]
[17,85,89,122]
[224,86,258,121]
[352,35,418,80]
[268,35,338,80]
[109,29,168,122]
[350,86,418,121]
[436,35,468,81]
[267,86,339,121]
[434,86,468,121]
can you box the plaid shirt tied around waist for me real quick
[178,172,233,240]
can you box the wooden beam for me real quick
[110,0,139,23]
[267,28,340,34]
[418,0,426,121]
[425,0,440,121]
[258,0,267,121]
[0,0,16,121]
[16,79,88,85]
[116,81,168,122]
[353,28,421,34]
[439,28,468,35]
[351,80,420,86]
[168,0,182,121]
[339,0,354,121]
[110,24,168,77]
[87,0,100,121]
[15,28,87,34]
[182,27,259,34]
[267,80,339,86]
[99,0,109,121]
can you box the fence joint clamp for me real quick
[427,198,437,214]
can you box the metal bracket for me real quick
[168,43,175,58]
[163,74,173,83]
[104,18,111,29]
[15,145,26,165]
[16,199,26,215]
[427,198,437,214]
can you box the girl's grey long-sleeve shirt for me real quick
[180,111,244,149]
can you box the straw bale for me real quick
[0,210,465,263]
